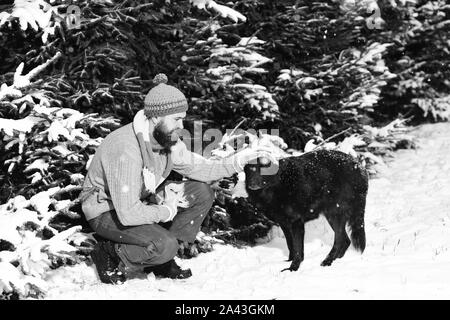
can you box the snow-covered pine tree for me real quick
[0,0,270,299]
[375,0,450,121]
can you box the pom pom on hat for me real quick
[153,73,168,85]
[144,73,188,118]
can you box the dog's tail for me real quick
[349,168,368,253]
[348,202,366,253]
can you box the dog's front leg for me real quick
[281,220,304,272]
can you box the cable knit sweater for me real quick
[81,123,240,226]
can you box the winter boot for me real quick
[90,240,126,284]
[144,259,192,279]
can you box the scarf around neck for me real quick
[132,110,171,194]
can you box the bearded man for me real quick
[80,74,271,284]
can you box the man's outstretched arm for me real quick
[171,140,271,182]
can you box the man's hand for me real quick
[234,146,277,171]
[159,183,189,223]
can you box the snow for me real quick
[29,187,60,216]
[0,261,48,297]
[24,158,49,174]
[21,123,450,298]
[0,207,40,246]
[190,0,246,23]
[0,0,56,43]
[0,115,42,136]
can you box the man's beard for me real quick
[153,121,179,154]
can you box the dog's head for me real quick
[244,156,280,191]
[243,131,285,191]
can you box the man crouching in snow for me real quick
[80,74,271,284]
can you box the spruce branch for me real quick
[103,2,155,14]
[0,52,62,101]
[18,52,63,88]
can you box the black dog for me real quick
[244,149,368,271]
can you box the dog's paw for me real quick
[320,258,334,267]
[281,260,301,272]
[281,266,298,272]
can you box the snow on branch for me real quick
[0,52,62,101]
[0,0,57,43]
[17,226,81,277]
[0,224,83,298]
[0,261,48,298]
[0,191,95,298]
[0,116,43,136]
[190,0,246,23]
[201,35,277,119]
[0,0,53,31]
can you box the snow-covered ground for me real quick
[44,122,450,299]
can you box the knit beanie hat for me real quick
[144,73,189,118]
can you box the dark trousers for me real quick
[88,180,214,271]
